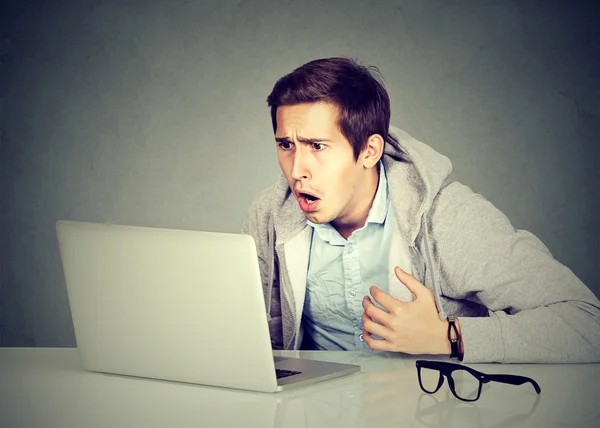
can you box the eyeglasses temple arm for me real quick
[486,374,541,394]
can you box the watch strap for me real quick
[447,316,462,361]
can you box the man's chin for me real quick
[303,212,330,224]
[304,213,332,224]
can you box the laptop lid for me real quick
[56,220,279,392]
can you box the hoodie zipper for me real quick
[275,245,297,349]
[420,215,447,320]
[266,214,299,350]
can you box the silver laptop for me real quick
[56,220,360,392]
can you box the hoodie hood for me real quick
[270,126,453,246]
[383,126,453,244]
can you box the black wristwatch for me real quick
[447,316,463,361]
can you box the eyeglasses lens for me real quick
[419,367,442,393]
[451,368,481,400]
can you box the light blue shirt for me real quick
[302,162,397,350]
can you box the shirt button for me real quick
[359,334,364,342]
[348,290,356,298]
[347,246,353,254]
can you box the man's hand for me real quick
[361,266,452,355]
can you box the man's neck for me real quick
[332,166,380,240]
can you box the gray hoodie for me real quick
[242,126,600,363]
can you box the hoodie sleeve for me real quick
[434,185,600,363]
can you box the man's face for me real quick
[275,102,368,225]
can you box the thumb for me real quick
[394,266,429,299]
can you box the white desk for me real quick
[1,348,598,428]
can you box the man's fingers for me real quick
[362,329,394,352]
[369,286,404,313]
[362,295,393,324]
[361,313,392,338]
[394,266,432,301]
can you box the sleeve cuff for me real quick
[458,315,505,363]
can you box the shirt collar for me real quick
[365,161,389,225]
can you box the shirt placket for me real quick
[342,236,366,349]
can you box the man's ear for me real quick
[360,134,385,168]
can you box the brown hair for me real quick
[267,57,397,161]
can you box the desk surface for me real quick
[1,348,598,428]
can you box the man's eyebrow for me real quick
[275,136,333,144]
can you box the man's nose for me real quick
[291,151,311,180]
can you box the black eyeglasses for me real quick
[416,360,541,402]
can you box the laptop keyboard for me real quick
[276,369,301,379]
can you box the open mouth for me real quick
[296,191,321,212]
[298,192,319,204]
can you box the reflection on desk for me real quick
[1,348,598,428]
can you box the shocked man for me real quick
[242,57,600,363]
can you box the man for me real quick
[242,57,600,363]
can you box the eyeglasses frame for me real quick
[415,359,541,402]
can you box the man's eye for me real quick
[312,143,325,151]
[279,142,293,150]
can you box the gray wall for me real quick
[1,0,598,347]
